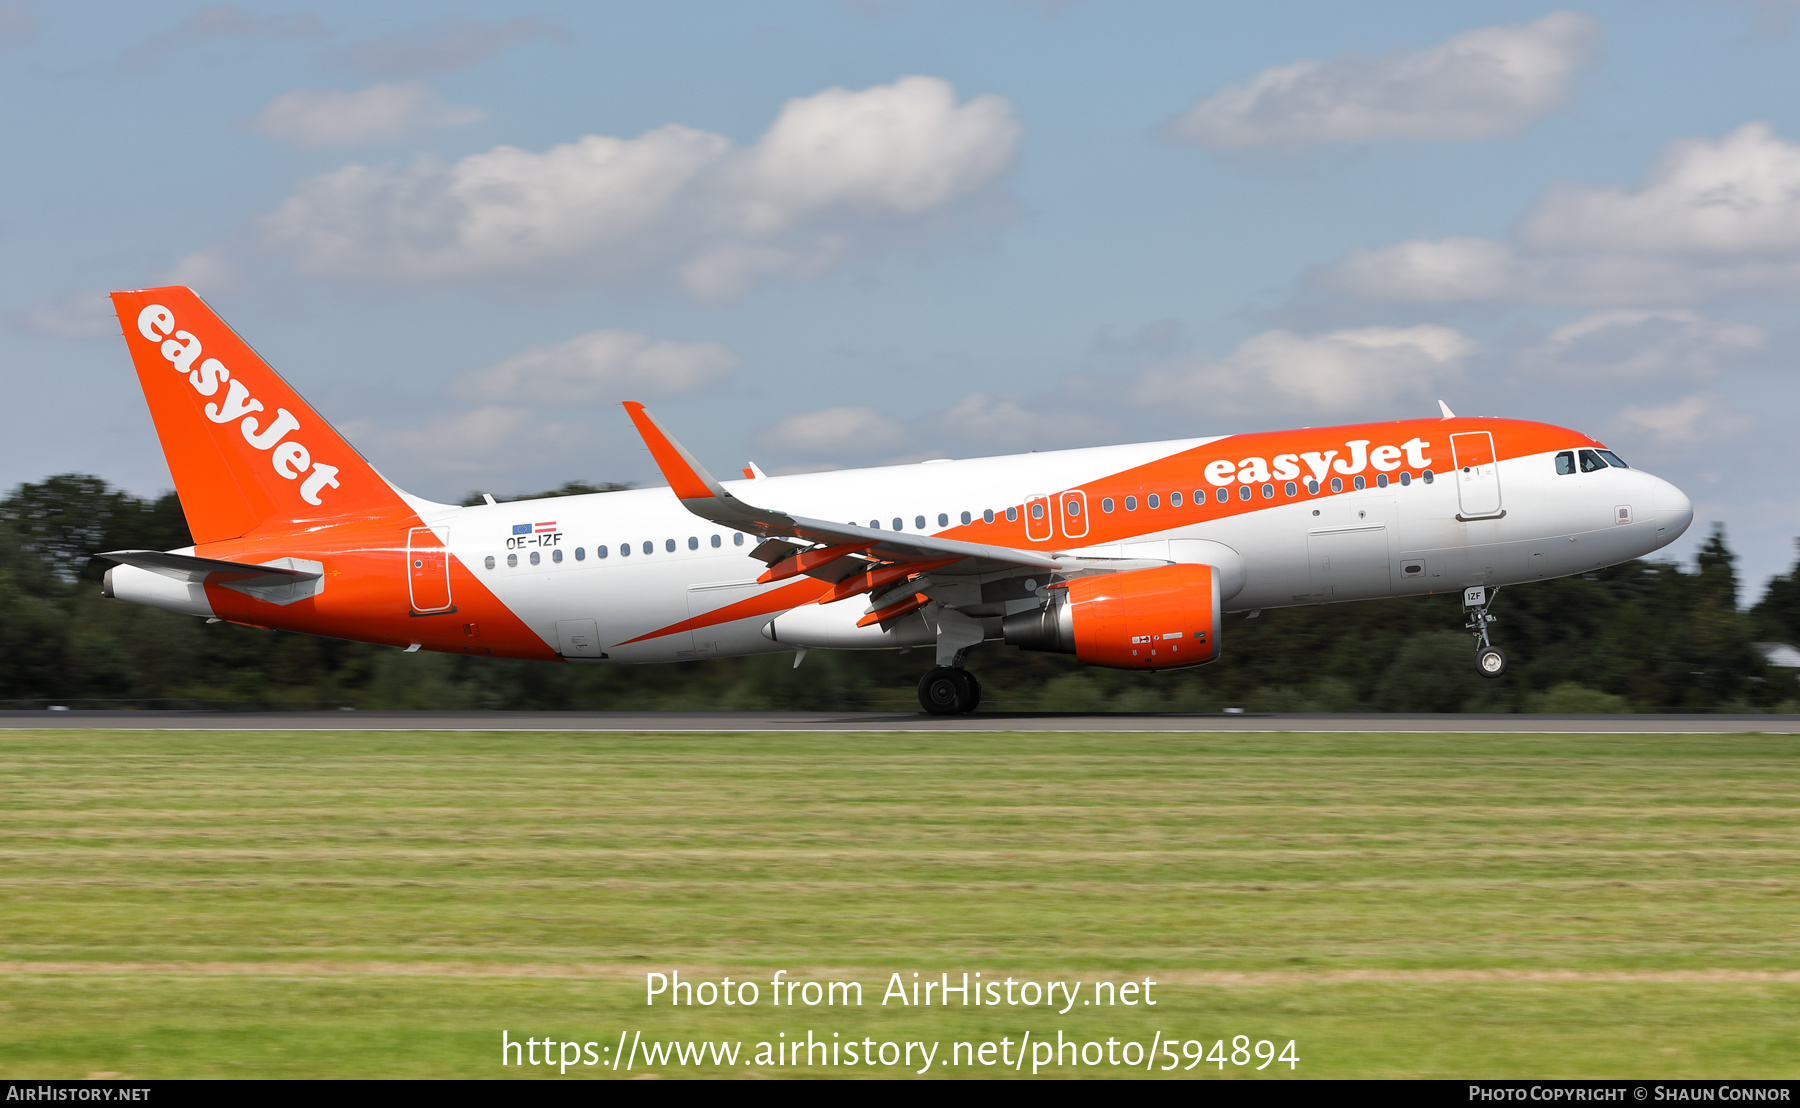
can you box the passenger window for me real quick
[1330,478,1343,493]
[484,555,495,570]
[619,544,629,557]
[1376,474,1389,488]
[1400,472,1412,486]
[983,509,995,523]
[1262,483,1273,499]
[938,513,948,527]
[1006,507,1019,521]
[917,515,927,529]
[597,545,608,559]
[1353,475,1365,490]
[507,553,517,567]
[893,518,904,531]
[552,548,563,563]
[1215,488,1227,503]
[1579,449,1607,473]
[1556,451,1576,476]
[1307,480,1320,494]
[1066,499,1081,517]
[1124,496,1137,511]
[666,539,677,552]
[1423,469,1435,483]
[1238,486,1251,501]
[575,547,585,561]
[1101,498,1114,513]
[869,519,880,529]
[1597,449,1628,469]
[643,541,653,555]
[1145,494,1158,509]
[1170,491,1182,507]
[1284,481,1297,496]
[688,537,698,550]
[530,551,540,565]
[710,534,721,548]
[960,511,972,525]
[1030,503,1044,520]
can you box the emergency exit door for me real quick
[1450,431,1504,519]
[407,527,454,613]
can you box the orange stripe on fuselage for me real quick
[927,417,1596,551]
[617,576,834,646]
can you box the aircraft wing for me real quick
[623,402,1065,579]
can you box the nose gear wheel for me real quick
[1465,587,1508,679]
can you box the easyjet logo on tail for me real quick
[137,304,341,507]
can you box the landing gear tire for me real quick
[1476,646,1508,679]
[918,667,977,715]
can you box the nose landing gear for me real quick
[918,667,982,715]
[1464,586,1508,679]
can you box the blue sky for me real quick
[6,1,1800,592]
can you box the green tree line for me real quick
[3,473,1797,712]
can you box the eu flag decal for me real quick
[511,523,531,535]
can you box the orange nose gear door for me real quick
[408,527,453,613]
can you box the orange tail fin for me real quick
[111,287,408,544]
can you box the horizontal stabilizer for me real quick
[99,549,322,588]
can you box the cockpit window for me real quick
[1555,451,1576,476]
[1596,449,1628,469]
[1578,448,1608,473]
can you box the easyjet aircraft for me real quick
[100,287,1694,714]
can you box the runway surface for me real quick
[1,710,1797,732]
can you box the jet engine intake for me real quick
[1002,563,1221,671]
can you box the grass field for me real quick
[1,727,1796,1079]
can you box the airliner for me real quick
[99,287,1694,714]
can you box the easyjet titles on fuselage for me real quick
[1199,436,1436,489]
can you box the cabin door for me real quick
[1450,431,1504,519]
[407,527,454,613]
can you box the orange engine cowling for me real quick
[1001,563,1221,670]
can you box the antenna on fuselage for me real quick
[1438,400,1456,420]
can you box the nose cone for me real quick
[1649,473,1693,549]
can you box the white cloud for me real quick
[1131,326,1474,415]
[376,405,537,474]
[1616,394,1748,444]
[454,329,738,405]
[1522,122,1800,254]
[15,290,113,338]
[937,393,1108,450]
[246,83,485,148]
[1169,11,1597,149]
[337,16,563,76]
[1313,236,1521,302]
[1315,122,1800,305]
[1525,310,1764,381]
[757,406,909,456]
[260,76,1019,298]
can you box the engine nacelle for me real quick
[1002,563,1221,670]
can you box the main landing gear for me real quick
[1464,586,1508,679]
[918,667,983,715]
